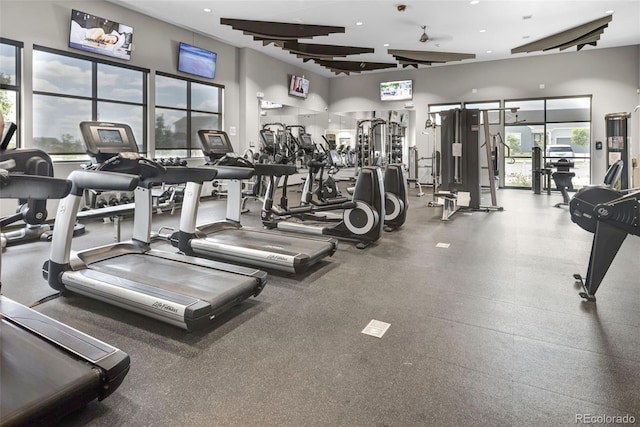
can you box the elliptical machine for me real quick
[299,135,345,207]
[383,164,408,230]
[260,164,385,249]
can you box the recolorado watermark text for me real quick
[575,414,636,424]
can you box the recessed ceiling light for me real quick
[479,29,486,33]
[605,9,615,14]
[203,8,211,12]
[383,43,389,47]
[470,0,480,4]
[486,50,492,54]
[522,15,533,20]
[356,21,363,26]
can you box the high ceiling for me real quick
[108,0,640,77]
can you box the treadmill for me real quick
[1,149,129,425]
[43,122,267,331]
[171,129,338,274]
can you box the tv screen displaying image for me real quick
[69,9,134,60]
[380,80,413,101]
[178,42,217,79]
[289,75,309,99]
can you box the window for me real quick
[155,73,222,158]
[0,38,21,149]
[428,103,462,126]
[503,96,591,188]
[32,46,147,160]
[464,101,501,125]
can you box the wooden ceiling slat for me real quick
[388,49,476,63]
[312,59,397,75]
[277,41,374,58]
[220,18,345,41]
[511,15,612,54]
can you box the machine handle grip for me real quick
[0,174,72,199]
[140,166,217,186]
[254,163,297,177]
[212,165,254,180]
[68,170,139,195]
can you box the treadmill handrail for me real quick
[68,169,139,196]
[139,165,217,187]
[254,163,297,177]
[212,165,254,180]
[0,174,71,200]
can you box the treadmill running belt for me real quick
[203,228,334,258]
[190,228,337,273]
[1,320,102,426]
[87,253,260,304]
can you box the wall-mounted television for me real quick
[178,42,217,79]
[380,80,413,101]
[69,9,134,60]
[289,75,309,99]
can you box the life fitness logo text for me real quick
[152,301,178,314]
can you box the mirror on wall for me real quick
[257,101,411,167]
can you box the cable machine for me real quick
[436,108,504,218]
[440,108,481,209]
[605,112,631,189]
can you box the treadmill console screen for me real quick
[299,134,314,150]
[197,130,233,161]
[80,121,140,163]
[207,135,225,147]
[261,131,275,147]
[97,129,125,145]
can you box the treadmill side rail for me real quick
[0,296,130,399]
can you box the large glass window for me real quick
[155,73,222,158]
[428,103,462,126]
[0,39,21,149]
[464,101,501,124]
[504,96,591,188]
[32,46,148,160]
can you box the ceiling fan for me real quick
[419,26,429,43]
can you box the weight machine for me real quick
[356,118,386,172]
[387,121,404,165]
[434,108,504,220]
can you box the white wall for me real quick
[238,48,330,153]
[330,45,640,183]
[0,0,241,151]
[1,0,639,211]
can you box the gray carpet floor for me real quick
[2,186,639,426]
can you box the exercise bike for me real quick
[0,121,84,247]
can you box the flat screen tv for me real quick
[69,9,134,61]
[178,42,217,79]
[380,80,413,101]
[289,75,309,99]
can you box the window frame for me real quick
[32,45,149,158]
[0,38,23,148]
[154,71,224,158]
